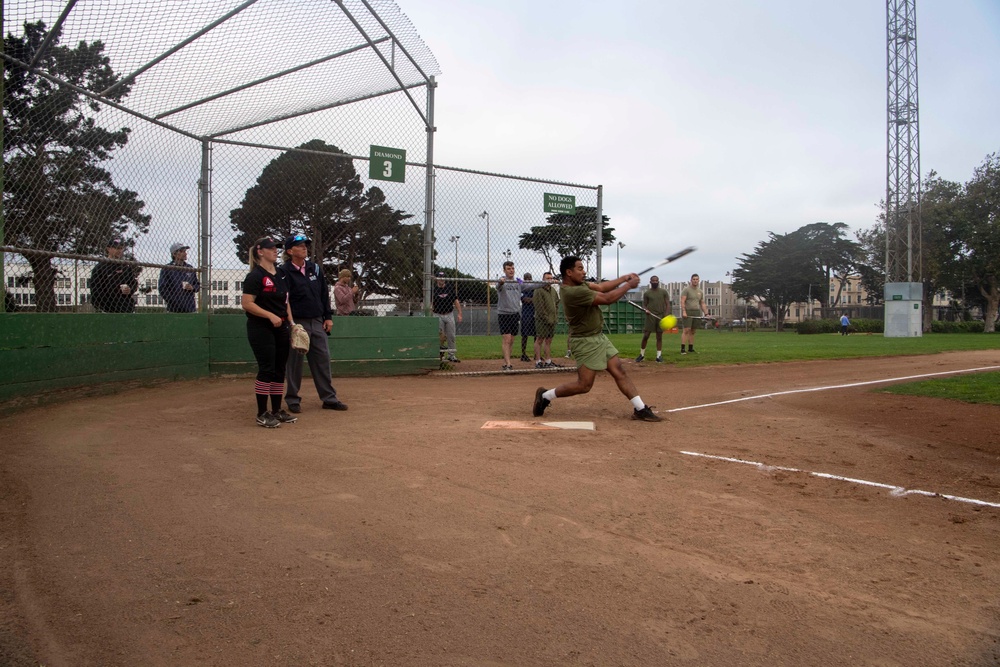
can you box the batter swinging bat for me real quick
[635,246,696,277]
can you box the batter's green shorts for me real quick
[570,333,619,371]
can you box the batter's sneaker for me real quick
[256,412,280,428]
[631,406,662,422]
[634,354,644,362]
[274,409,298,424]
[533,387,550,417]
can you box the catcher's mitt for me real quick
[290,323,310,354]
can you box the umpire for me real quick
[280,234,348,413]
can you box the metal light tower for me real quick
[885,0,923,336]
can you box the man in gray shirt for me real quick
[496,261,523,371]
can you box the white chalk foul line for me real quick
[680,451,1000,509]
[666,365,1000,413]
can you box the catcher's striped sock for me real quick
[270,383,284,412]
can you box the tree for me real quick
[229,139,420,303]
[946,152,1000,332]
[790,222,861,309]
[3,21,150,311]
[731,232,816,331]
[517,206,615,275]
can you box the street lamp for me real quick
[616,241,625,277]
[502,248,511,262]
[479,211,490,335]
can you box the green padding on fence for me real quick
[0,313,440,402]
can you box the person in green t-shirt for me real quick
[679,273,708,355]
[635,275,672,363]
[532,271,561,368]
[532,256,661,422]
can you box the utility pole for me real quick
[885,0,923,336]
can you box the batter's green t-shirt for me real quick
[561,284,603,337]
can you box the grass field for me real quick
[456,330,1000,365]
[456,330,1000,406]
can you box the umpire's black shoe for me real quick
[533,387,550,417]
[323,401,348,411]
[631,406,662,422]
[287,403,301,414]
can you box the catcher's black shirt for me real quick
[242,266,288,320]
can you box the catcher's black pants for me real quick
[247,317,291,384]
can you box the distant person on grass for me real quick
[433,271,462,363]
[840,313,850,335]
[635,275,671,363]
[532,256,661,422]
[680,273,708,355]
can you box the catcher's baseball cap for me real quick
[255,236,282,250]
[284,233,311,248]
[170,242,190,255]
[107,237,124,248]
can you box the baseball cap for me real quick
[436,271,446,278]
[107,237,124,248]
[170,242,190,254]
[256,236,282,250]
[284,233,311,248]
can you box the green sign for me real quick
[369,145,406,183]
[544,193,576,214]
[892,294,903,301]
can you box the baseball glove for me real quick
[290,323,310,354]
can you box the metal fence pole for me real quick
[199,139,212,313]
[422,76,436,314]
[595,184,603,280]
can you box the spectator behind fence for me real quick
[433,271,462,363]
[90,237,138,313]
[334,269,358,316]
[158,242,200,312]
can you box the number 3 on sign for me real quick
[369,145,406,183]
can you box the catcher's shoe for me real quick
[256,412,280,428]
[274,409,298,424]
[533,387,550,417]
[631,406,662,422]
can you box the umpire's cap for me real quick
[284,233,311,248]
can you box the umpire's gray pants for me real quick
[285,317,338,407]
[436,311,456,354]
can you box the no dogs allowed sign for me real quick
[544,193,576,214]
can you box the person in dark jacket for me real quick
[90,237,138,313]
[158,242,201,312]
[280,234,347,413]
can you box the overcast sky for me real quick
[397,0,1000,283]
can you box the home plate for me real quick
[481,421,595,431]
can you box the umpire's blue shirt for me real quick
[281,260,333,320]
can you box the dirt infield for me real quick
[2,350,999,666]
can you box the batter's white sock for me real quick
[630,396,646,410]
[542,389,557,401]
